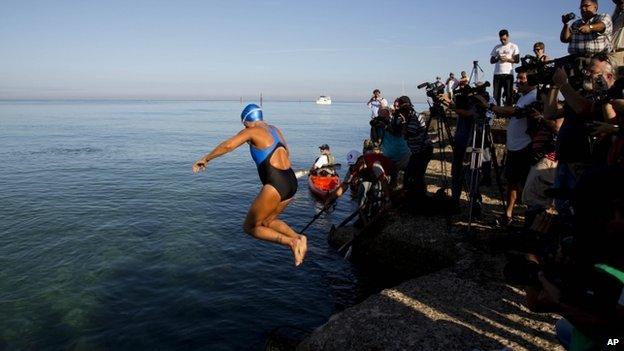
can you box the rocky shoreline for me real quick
[296,143,564,351]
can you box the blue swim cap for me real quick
[241,104,263,123]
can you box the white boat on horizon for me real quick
[316,96,332,105]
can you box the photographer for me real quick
[491,68,536,226]
[374,107,411,171]
[441,83,493,212]
[552,53,618,215]
[490,29,520,106]
[367,89,388,119]
[394,96,433,207]
[561,0,613,56]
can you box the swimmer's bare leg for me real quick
[244,186,307,266]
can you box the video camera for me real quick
[418,81,446,100]
[514,101,548,136]
[589,77,624,103]
[515,54,585,90]
[452,81,491,112]
[513,101,543,119]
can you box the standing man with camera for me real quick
[367,89,388,119]
[561,0,613,56]
[490,29,520,107]
[439,83,492,214]
[491,68,537,226]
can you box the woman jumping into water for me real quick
[192,104,307,266]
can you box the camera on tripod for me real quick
[417,81,446,100]
[452,81,491,112]
[515,54,585,89]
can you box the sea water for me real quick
[0,100,413,350]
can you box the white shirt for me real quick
[368,98,388,118]
[491,42,520,75]
[446,79,458,93]
[314,155,329,169]
[506,89,536,151]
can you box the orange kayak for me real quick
[308,173,341,199]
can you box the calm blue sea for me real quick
[0,100,422,350]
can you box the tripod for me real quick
[465,112,506,234]
[425,100,455,188]
[468,60,484,86]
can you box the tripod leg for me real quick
[486,127,507,208]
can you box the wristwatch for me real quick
[589,24,594,31]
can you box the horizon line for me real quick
[0,97,430,104]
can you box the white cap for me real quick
[346,150,362,165]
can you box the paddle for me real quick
[294,163,342,179]
[299,197,338,233]
[336,199,396,258]
[335,203,364,229]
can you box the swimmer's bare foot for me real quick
[291,235,307,266]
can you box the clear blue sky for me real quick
[0,0,617,102]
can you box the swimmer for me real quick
[193,104,307,266]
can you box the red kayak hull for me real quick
[308,174,340,199]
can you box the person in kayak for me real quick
[330,146,397,207]
[311,144,336,175]
[192,104,307,266]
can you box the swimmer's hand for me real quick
[193,159,208,173]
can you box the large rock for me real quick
[298,252,562,351]
[351,211,461,279]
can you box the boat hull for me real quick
[308,174,340,199]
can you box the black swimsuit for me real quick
[249,126,298,201]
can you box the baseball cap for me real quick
[319,144,330,150]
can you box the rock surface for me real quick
[299,251,562,351]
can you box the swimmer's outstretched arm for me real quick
[193,129,252,173]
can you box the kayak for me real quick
[308,173,341,199]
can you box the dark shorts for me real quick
[505,146,532,184]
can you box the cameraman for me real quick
[491,67,536,226]
[561,0,613,56]
[440,83,493,212]
[490,29,520,106]
[552,53,618,214]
